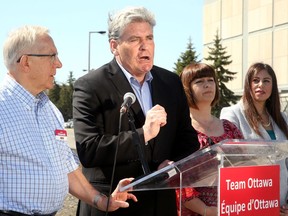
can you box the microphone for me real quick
[120,92,136,113]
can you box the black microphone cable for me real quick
[104,92,136,214]
[105,110,124,215]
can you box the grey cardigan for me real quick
[220,100,288,140]
[220,100,288,206]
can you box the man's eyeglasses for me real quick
[16,53,58,63]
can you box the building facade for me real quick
[203,0,288,111]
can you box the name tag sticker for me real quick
[55,129,67,141]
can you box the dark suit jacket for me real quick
[73,59,200,216]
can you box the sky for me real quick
[0,0,203,84]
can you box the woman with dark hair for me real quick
[220,62,288,215]
[221,62,288,139]
[177,63,243,216]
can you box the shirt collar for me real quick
[2,75,49,110]
[116,59,153,84]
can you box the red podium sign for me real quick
[219,165,280,216]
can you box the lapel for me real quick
[108,59,145,124]
[150,67,167,107]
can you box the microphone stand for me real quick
[105,105,150,215]
[105,101,151,215]
[127,109,151,175]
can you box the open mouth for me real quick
[140,56,150,60]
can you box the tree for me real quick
[174,37,199,75]
[205,31,240,117]
[48,71,76,121]
[58,84,73,121]
[67,71,76,86]
[48,81,61,104]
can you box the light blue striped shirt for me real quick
[0,75,78,214]
[117,61,153,115]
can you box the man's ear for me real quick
[110,39,119,56]
[19,55,31,72]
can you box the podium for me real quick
[120,139,288,215]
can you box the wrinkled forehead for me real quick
[120,21,153,37]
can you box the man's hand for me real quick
[98,178,138,212]
[143,105,167,142]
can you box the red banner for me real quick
[219,165,280,216]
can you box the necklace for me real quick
[259,110,271,128]
[262,119,271,128]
